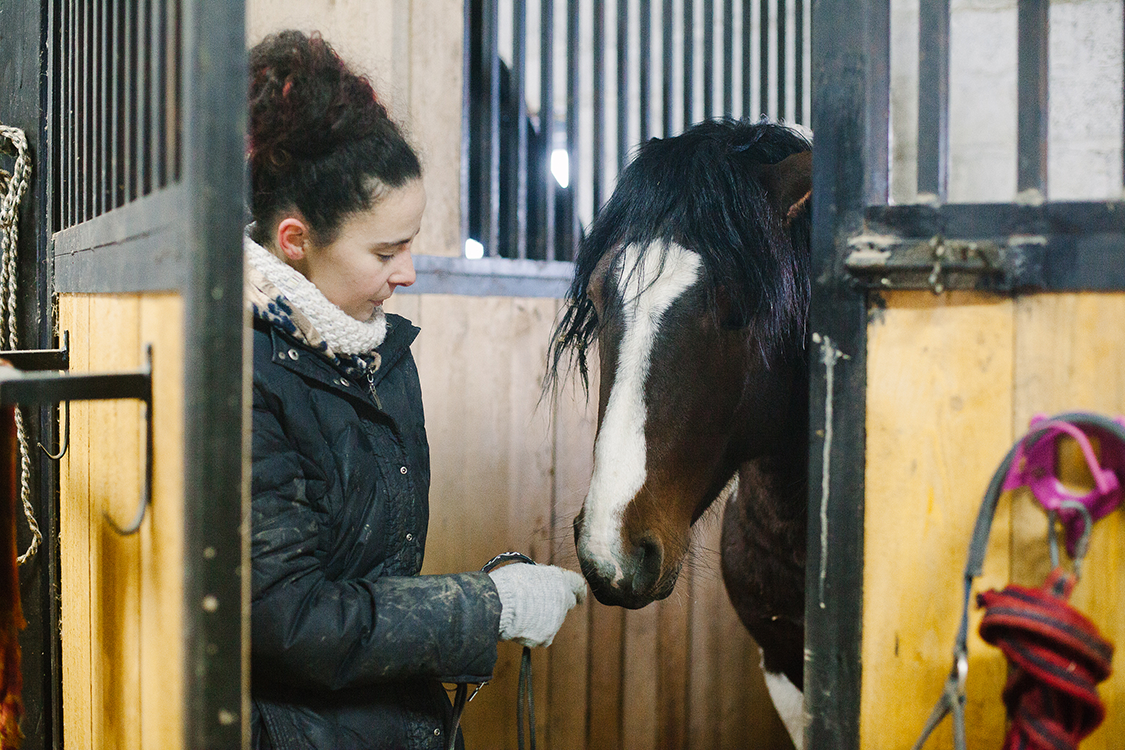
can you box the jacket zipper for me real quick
[360,357,383,410]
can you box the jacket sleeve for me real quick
[250,379,502,691]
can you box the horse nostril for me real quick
[632,534,663,594]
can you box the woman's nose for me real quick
[391,252,416,288]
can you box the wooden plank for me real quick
[87,294,142,749]
[413,295,527,749]
[716,594,788,750]
[655,592,689,749]
[505,298,559,744]
[687,517,722,750]
[689,513,791,750]
[407,0,465,257]
[1011,292,1125,750]
[547,300,595,750]
[621,603,658,750]
[59,294,93,749]
[861,291,1014,750]
[245,0,397,105]
[139,293,186,750]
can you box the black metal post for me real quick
[639,0,651,140]
[566,0,581,257]
[617,0,629,173]
[743,0,753,118]
[683,0,694,127]
[917,0,950,200]
[512,0,529,259]
[663,0,674,136]
[723,0,733,115]
[795,0,804,124]
[777,0,786,121]
[760,0,770,116]
[703,0,714,118]
[593,0,605,212]
[1017,0,1048,195]
[805,0,882,745]
[540,0,557,261]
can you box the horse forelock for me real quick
[545,118,811,400]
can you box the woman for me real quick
[246,31,586,750]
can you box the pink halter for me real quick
[1002,413,1125,557]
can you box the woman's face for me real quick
[302,178,426,321]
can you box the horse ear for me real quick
[758,150,812,228]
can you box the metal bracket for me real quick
[844,233,1046,293]
[0,333,153,535]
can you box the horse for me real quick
[547,119,812,748]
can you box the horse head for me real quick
[549,120,812,609]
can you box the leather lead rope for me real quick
[447,552,538,750]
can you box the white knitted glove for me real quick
[487,564,588,648]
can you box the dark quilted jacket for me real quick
[250,311,502,750]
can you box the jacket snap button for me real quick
[338,379,349,387]
[434,729,441,736]
[287,348,299,360]
[400,466,408,474]
[405,533,413,541]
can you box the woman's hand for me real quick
[487,564,588,648]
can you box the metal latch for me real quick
[844,233,1046,293]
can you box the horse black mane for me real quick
[547,118,812,393]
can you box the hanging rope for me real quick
[913,412,1124,750]
[0,125,39,565]
[977,568,1113,750]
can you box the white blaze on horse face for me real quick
[581,242,702,582]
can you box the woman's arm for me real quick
[250,383,501,692]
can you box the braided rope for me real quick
[0,126,39,565]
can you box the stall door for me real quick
[46,0,247,746]
[807,0,1125,748]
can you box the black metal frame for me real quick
[1,0,61,745]
[26,0,246,747]
[806,0,1125,746]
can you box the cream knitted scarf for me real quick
[244,234,388,357]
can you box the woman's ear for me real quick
[275,217,310,262]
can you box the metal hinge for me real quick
[844,233,1047,293]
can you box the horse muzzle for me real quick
[573,512,679,609]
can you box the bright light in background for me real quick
[550,149,570,188]
[464,238,485,259]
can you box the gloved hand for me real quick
[487,564,588,648]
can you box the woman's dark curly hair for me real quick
[248,30,421,245]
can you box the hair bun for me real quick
[249,31,388,169]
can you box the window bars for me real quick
[464,0,811,262]
[51,0,182,233]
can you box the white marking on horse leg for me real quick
[580,242,702,581]
[763,670,805,750]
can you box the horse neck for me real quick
[742,353,809,521]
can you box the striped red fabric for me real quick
[977,569,1113,750]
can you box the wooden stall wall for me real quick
[59,293,185,750]
[246,2,793,747]
[861,291,1125,749]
